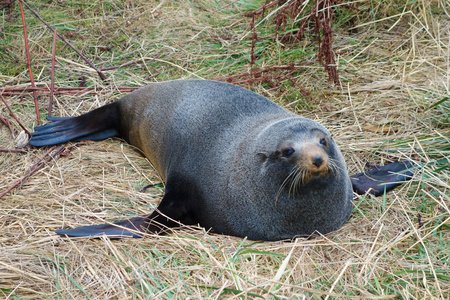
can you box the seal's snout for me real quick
[300,143,329,175]
[306,152,328,175]
[278,141,333,200]
[312,155,324,168]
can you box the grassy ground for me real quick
[1,0,449,298]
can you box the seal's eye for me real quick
[320,137,327,147]
[281,147,295,157]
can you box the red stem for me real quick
[18,0,41,125]
[0,149,27,153]
[1,86,139,96]
[100,58,154,71]
[0,115,15,138]
[0,145,64,200]
[0,95,30,136]
[48,28,57,117]
[19,0,108,81]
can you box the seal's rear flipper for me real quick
[29,103,120,146]
[351,161,417,196]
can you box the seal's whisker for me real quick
[288,168,299,198]
[290,167,308,197]
[329,158,344,180]
[276,165,300,203]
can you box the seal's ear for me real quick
[257,152,269,162]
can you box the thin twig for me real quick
[26,146,56,173]
[0,149,27,153]
[0,115,15,138]
[330,0,360,12]
[100,58,155,71]
[0,145,64,200]
[18,0,41,125]
[1,86,139,96]
[0,95,30,136]
[243,0,349,86]
[243,0,280,17]
[208,0,240,14]
[48,28,57,118]
[19,0,108,81]
[215,63,297,82]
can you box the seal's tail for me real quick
[29,103,120,146]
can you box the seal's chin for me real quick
[311,170,327,178]
[276,166,326,200]
[298,161,330,184]
[302,169,329,185]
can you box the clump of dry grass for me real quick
[1,0,449,299]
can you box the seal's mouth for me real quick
[311,171,326,178]
[295,166,328,186]
[275,157,340,202]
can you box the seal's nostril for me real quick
[312,155,323,167]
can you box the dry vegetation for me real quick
[1,0,449,298]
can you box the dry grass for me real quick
[1,0,449,298]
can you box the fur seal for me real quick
[30,79,356,240]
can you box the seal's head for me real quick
[253,117,346,200]
[276,132,330,179]
[223,116,353,240]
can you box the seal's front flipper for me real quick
[56,185,198,238]
[30,103,120,147]
[351,161,417,196]
[55,216,149,238]
[55,208,180,238]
